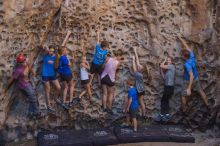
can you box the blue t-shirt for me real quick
[58,55,72,75]
[128,87,139,111]
[183,51,198,81]
[42,54,56,77]
[92,44,108,65]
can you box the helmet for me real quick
[16,54,26,63]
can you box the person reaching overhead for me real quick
[90,29,109,85]
[41,45,61,113]
[155,56,175,122]
[4,53,43,119]
[178,36,209,112]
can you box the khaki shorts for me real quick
[182,79,202,96]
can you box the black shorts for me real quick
[137,91,145,97]
[60,74,72,82]
[90,62,103,74]
[42,76,57,82]
[129,108,139,119]
[101,75,115,87]
[81,79,89,85]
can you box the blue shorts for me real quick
[42,76,57,82]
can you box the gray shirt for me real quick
[164,64,175,86]
[134,71,145,93]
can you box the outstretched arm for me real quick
[27,64,35,77]
[177,36,191,52]
[133,47,141,67]
[96,29,100,44]
[80,40,86,55]
[3,77,14,95]
[132,55,137,72]
[62,30,72,46]
[160,58,169,69]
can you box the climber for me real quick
[155,56,175,122]
[78,55,92,101]
[177,36,209,112]
[90,29,109,85]
[123,79,139,132]
[129,47,148,118]
[101,49,124,114]
[57,46,75,109]
[4,53,43,119]
[41,45,61,113]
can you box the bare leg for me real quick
[107,86,114,110]
[69,79,74,102]
[132,118,137,132]
[44,81,51,107]
[63,81,68,103]
[90,74,94,84]
[198,89,208,106]
[52,79,61,99]
[79,89,87,99]
[139,95,146,116]
[86,83,92,100]
[126,114,130,125]
[102,84,107,109]
[181,96,188,112]
[97,74,101,86]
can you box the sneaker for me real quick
[103,108,108,112]
[48,107,55,113]
[154,114,164,122]
[70,98,81,106]
[29,112,44,119]
[55,98,63,105]
[162,114,171,122]
[121,123,129,128]
[62,103,70,110]
[108,109,114,115]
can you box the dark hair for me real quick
[49,45,54,49]
[114,49,123,57]
[101,41,109,49]
[182,50,190,59]
[167,56,174,63]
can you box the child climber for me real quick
[130,47,146,118]
[41,45,61,113]
[90,29,109,85]
[78,55,92,101]
[124,79,139,132]
[57,46,74,109]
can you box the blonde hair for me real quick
[127,79,135,86]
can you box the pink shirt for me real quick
[101,57,119,82]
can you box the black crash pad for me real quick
[38,130,92,146]
[114,125,170,143]
[162,125,195,143]
[38,128,118,146]
[88,128,118,146]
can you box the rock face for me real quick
[0,0,220,143]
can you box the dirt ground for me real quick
[5,139,220,146]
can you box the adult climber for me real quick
[155,56,175,122]
[101,50,124,114]
[178,36,208,112]
[4,53,43,118]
